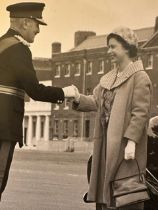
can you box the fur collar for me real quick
[100,60,144,90]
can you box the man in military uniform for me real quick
[0,2,75,200]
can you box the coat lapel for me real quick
[100,60,144,90]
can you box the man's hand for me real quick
[62,85,80,102]
[124,140,136,160]
[62,85,76,98]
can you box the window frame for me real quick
[146,54,154,70]
[64,63,71,77]
[86,61,93,75]
[98,59,105,74]
[63,120,69,138]
[73,120,78,137]
[74,63,81,76]
[54,64,61,78]
[54,120,59,136]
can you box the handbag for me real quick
[110,159,150,208]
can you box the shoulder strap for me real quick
[0,37,20,54]
[113,159,142,181]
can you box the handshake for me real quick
[62,85,80,102]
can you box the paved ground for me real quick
[0,150,95,210]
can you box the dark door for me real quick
[85,120,90,138]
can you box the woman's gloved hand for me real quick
[124,140,136,160]
[72,85,80,103]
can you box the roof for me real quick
[70,27,154,52]
[134,27,154,42]
[70,34,107,52]
[142,29,158,48]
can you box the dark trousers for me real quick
[96,203,144,210]
[0,141,16,200]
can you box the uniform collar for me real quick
[100,60,144,90]
[5,28,30,47]
[14,35,30,47]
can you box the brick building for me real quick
[24,18,158,145]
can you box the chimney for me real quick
[52,42,61,55]
[155,16,158,32]
[74,31,96,47]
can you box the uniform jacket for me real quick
[0,29,64,147]
[73,60,152,207]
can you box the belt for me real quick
[0,85,25,99]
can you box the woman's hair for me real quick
[107,33,138,58]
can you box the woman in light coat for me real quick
[72,27,152,210]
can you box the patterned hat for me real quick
[6,2,47,25]
[107,26,138,47]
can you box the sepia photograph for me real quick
[0,0,158,209]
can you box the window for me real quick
[55,64,61,78]
[32,116,37,138]
[63,120,68,138]
[54,120,59,137]
[85,120,90,138]
[146,54,153,70]
[98,60,104,74]
[63,99,69,110]
[86,88,91,95]
[40,116,45,138]
[86,61,93,75]
[75,63,81,76]
[49,118,53,140]
[65,64,71,77]
[24,116,28,145]
[73,120,78,137]
[54,104,59,110]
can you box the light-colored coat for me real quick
[73,60,152,207]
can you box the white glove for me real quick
[62,85,76,98]
[72,85,80,102]
[124,140,136,160]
